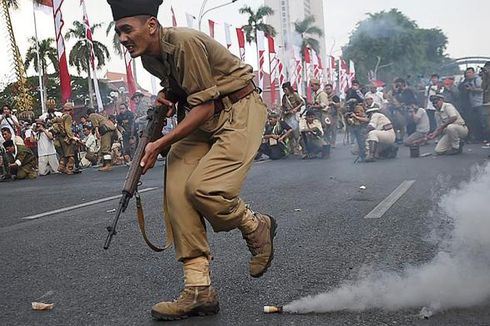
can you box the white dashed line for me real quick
[364,180,415,219]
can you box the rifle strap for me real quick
[135,191,166,252]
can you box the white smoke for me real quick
[284,163,490,315]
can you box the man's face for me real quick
[63,108,73,116]
[311,83,320,92]
[466,69,475,79]
[83,128,90,136]
[119,105,127,113]
[430,76,439,85]
[325,86,333,94]
[370,86,377,93]
[268,117,278,125]
[432,99,443,110]
[1,130,11,141]
[305,115,315,124]
[2,106,10,115]
[352,83,359,90]
[5,146,14,154]
[365,97,374,107]
[282,87,290,95]
[115,16,157,58]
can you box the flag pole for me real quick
[32,2,46,113]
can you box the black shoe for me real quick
[0,175,13,182]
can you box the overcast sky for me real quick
[0,0,488,93]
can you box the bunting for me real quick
[339,57,349,94]
[304,47,312,102]
[224,23,232,49]
[171,6,177,27]
[236,28,245,61]
[208,19,215,39]
[256,30,265,91]
[52,0,71,103]
[267,35,278,105]
[124,48,137,112]
[81,0,103,111]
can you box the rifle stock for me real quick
[104,105,169,250]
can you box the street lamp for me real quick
[198,0,238,31]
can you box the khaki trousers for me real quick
[38,154,59,175]
[366,129,396,144]
[164,92,267,261]
[435,124,468,154]
[100,131,114,156]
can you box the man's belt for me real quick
[214,82,256,114]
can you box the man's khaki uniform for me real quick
[281,91,303,153]
[141,27,267,263]
[11,144,37,179]
[88,113,116,160]
[312,90,332,143]
[435,102,468,154]
[299,118,325,155]
[367,112,396,145]
[52,113,76,173]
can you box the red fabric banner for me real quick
[236,28,245,61]
[52,0,71,103]
[171,6,177,27]
[208,20,215,39]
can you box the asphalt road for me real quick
[1,143,489,326]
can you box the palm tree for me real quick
[105,20,139,82]
[25,37,58,107]
[1,0,35,111]
[65,21,110,108]
[238,5,276,44]
[294,15,323,61]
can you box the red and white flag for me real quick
[236,28,245,61]
[267,35,278,105]
[224,23,232,49]
[304,47,312,102]
[185,13,195,28]
[291,45,303,95]
[124,48,137,112]
[52,0,71,103]
[256,30,266,91]
[208,19,215,39]
[339,57,349,94]
[348,60,356,87]
[81,0,103,111]
[35,0,53,15]
[170,6,177,27]
[327,56,338,92]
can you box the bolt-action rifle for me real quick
[103,105,170,250]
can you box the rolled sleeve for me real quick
[174,38,220,107]
[15,159,21,166]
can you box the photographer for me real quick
[365,106,397,162]
[347,104,369,162]
[0,104,21,144]
[459,67,484,142]
[299,110,328,159]
[31,119,59,175]
[255,112,292,160]
[425,74,441,132]
[404,105,430,147]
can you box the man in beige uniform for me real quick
[428,94,468,155]
[87,108,116,171]
[52,103,78,174]
[108,0,276,321]
[365,106,396,162]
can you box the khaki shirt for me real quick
[282,92,303,112]
[89,113,115,130]
[436,103,465,126]
[369,112,392,131]
[313,90,329,111]
[299,118,324,137]
[141,27,254,108]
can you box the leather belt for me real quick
[214,82,256,114]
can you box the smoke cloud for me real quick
[284,163,490,315]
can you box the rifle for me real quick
[103,105,169,250]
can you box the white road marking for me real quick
[20,187,158,221]
[364,180,415,219]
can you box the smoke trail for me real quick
[284,163,490,315]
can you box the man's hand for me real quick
[140,141,162,174]
[155,91,176,117]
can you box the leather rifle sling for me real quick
[135,191,166,252]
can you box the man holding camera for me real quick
[310,79,332,149]
[31,119,59,175]
[299,110,328,159]
[428,94,467,155]
[404,105,430,147]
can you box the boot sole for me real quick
[151,303,220,321]
[251,215,277,278]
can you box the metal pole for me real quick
[32,2,46,113]
[198,0,237,31]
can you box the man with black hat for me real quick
[428,94,468,155]
[107,0,276,320]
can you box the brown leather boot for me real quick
[365,140,377,162]
[151,286,219,321]
[98,158,113,172]
[65,157,75,175]
[240,211,277,278]
[57,158,66,173]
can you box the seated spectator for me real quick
[1,127,24,146]
[404,105,430,146]
[80,125,99,167]
[32,119,59,175]
[428,94,468,155]
[2,140,37,180]
[255,112,292,160]
[299,110,328,159]
[365,106,397,162]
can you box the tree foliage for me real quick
[239,5,276,44]
[294,15,323,61]
[342,9,455,83]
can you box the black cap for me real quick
[305,110,316,117]
[107,0,163,21]
[282,82,291,89]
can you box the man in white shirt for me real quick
[0,104,20,146]
[428,94,468,155]
[404,106,430,146]
[365,107,396,162]
[80,125,99,167]
[32,119,59,175]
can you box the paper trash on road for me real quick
[106,209,116,213]
[294,208,302,212]
[359,185,367,190]
[32,302,54,311]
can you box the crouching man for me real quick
[3,140,37,180]
[299,110,328,159]
[428,94,468,155]
[365,107,397,162]
[256,112,292,160]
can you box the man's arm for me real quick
[140,101,215,174]
[428,116,457,139]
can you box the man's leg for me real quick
[48,154,59,173]
[99,132,113,171]
[444,125,468,155]
[38,156,49,176]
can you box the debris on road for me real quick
[359,185,367,190]
[294,208,302,212]
[419,307,433,319]
[264,305,283,313]
[32,302,54,311]
[420,153,432,157]
[106,209,116,213]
